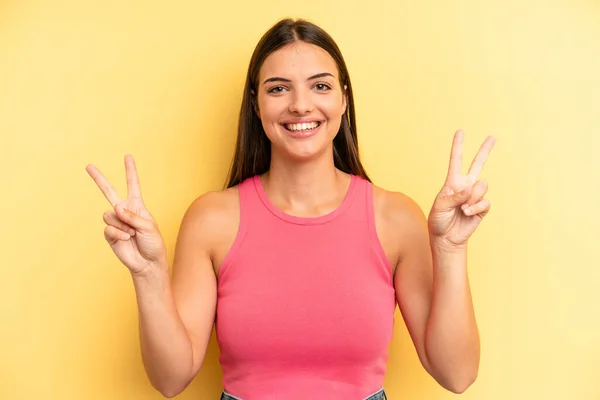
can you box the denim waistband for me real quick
[219,387,387,400]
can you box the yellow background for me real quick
[1,0,599,399]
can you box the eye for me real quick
[267,85,287,94]
[315,83,332,91]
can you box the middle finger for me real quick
[467,136,496,179]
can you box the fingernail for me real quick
[129,229,136,236]
[463,206,471,215]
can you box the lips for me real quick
[281,121,322,138]
[283,121,321,132]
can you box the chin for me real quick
[280,140,334,162]
[265,123,337,162]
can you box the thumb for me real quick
[437,185,472,210]
[115,204,154,233]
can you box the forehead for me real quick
[259,41,339,81]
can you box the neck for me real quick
[261,150,350,214]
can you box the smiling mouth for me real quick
[282,121,322,132]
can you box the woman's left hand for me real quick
[428,130,496,249]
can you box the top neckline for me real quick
[252,174,358,226]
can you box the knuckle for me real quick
[475,184,487,196]
[115,206,127,219]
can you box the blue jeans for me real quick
[220,387,388,400]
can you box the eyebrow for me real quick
[262,72,335,85]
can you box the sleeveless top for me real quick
[215,174,396,400]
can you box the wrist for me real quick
[429,235,468,255]
[131,260,170,285]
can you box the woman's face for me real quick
[256,41,347,162]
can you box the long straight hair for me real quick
[225,18,370,188]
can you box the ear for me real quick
[250,89,260,118]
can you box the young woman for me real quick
[86,18,495,400]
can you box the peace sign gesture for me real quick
[86,155,167,275]
[428,130,496,249]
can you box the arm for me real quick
[391,193,479,393]
[427,239,479,392]
[86,157,227,398]
[380,191,479,393]
[388,131,494,393]
[134,192,228,397]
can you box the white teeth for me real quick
[285,122,319,131]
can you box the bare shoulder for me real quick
[372,185,425,222]
[184,186,240,227]
[170,187,240,375]
[178,186,240,273]
[372,185,428,272]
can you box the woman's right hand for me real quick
[86,155,168,276]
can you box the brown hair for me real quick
[225,18,370,188]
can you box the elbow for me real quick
[144,352,198,398]
[423,339,480,394]
[447,380,475,395]
[444,370,478,394]
[150,374,193,399]
[159,390,180,399]
[425,357,478,394]
[154,382,187,399]
[163,390,183,399]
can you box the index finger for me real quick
[125,155,142,200]
[446,130,464,179]
[86,164,122,207]
[467,136,496,179]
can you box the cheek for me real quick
[321,90,344,110]
[259,97,286,121]
[318,96,345,119]
[257,99,283,140]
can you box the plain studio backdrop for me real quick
[1,0,599,399]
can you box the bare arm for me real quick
[425,238,479,393]
[132,193,227,397]
[379,132,493,393]
[392,194,479,393]
[86,157,229,398]
[377,190,479,394]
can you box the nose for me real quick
[288,88,313,114]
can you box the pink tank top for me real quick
[215,174,396,399]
